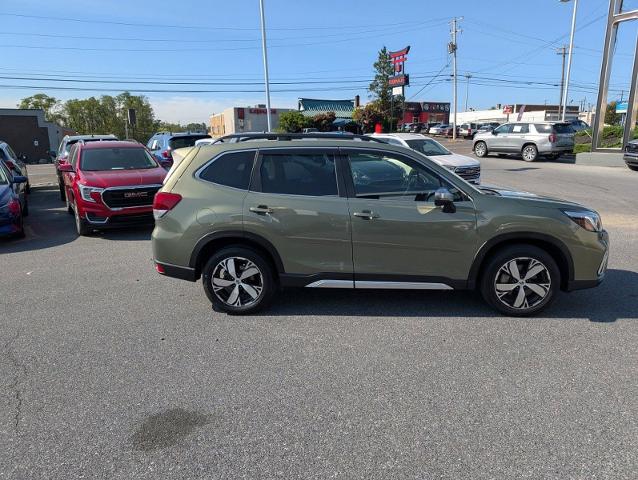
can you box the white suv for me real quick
[369,133,481,184]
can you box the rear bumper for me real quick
[624,151,638,166]
[154,261,198,282]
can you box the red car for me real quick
[59,141,166,235]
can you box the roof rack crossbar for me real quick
[213,132,384,143]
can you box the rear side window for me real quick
[553,123,574,134]
[534,124,552,133]
[511,124,529,133]
[198,150,255,190]
[260,153,338,196]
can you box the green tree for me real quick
[312,112,337,132]
[353,103,383,133]
[368,47,404,127]
[278,110,312,132]
[604,101,620,125]
[18,94,63,124]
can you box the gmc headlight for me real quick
[563,210,602,232]
[79,184,104,203]
[444,165,457,172]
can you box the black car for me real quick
[0,161,28,238]
[624,139,638,172]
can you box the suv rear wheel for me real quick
[202,247,276,315]
[522,144,538,162]
[480,245,560,316]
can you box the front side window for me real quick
[198,150,255,190]
[260,153,338,196]
[80,148,158,171]
[347,152,462,201]
[494,124,513,134]
[69,145,80,168]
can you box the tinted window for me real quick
[199,151,255,190]
[511,123,529,134]
[534,124,552,133]
[260,153,337,196]
[81,148,158,171]
[348,152,462,201]
[494,124,513,134]
[169,135,211,149]
[405,139,451,156]
[553,123,574,134]
[69,145,80,168]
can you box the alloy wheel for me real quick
[522,145,537,161]
[493,257,551,310]
[211,256,264,307]
[475,143,487,157]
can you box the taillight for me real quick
[153,192,182,220]
[6,161,16,171]
[549,133,557,143]
[161,150,172,159]
[155,263,166,274]
[8,198,21,215]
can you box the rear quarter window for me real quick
[534,124,553,133]
[198,150,256,190]
[553,124,574,134]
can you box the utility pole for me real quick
[560,0,578,121]
[464,73,472,112]
[557,45,567,120]
[259,0,272,132]
[449,17,462,140]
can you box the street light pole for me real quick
[560,0,578,122]
[259,0,273,132]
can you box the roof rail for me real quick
[212,132,385,144]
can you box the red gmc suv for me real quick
[59,141,166,235]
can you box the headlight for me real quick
[79,183,104,203]
[444,165,457,172]
[563,210,602,232]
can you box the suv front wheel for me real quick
[202,247,276,315]
[480,245,560,316]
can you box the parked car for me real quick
[54,134,118,201]
[369,133,481,184]
[0,141,30,193]
[428,124,448,135]
[151,132,608,317]
[569,119,590,132]
[458,123,480,139]
[59,140,167,235]
[441,125,459,137]
[147,132,211,169]
[624,139,638,171]
[0,160,28,238]
[473,122,575,162]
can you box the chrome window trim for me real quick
[100,184,163,211]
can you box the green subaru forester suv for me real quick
[151,133,608,316]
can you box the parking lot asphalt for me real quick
[2,151,638,479]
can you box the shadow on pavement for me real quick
[264,269,637,323]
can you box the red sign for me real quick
[249,108,277,114]
[389,46,410,74]
[503,105,513,114]
[389,74,409,87]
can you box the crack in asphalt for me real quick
[3,329,26,432]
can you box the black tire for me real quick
[521,144,539,162]
[25,182,31,194]
[627,164,638,172]
[74,202,91,236]
[59,182,66,202]
[480,244,560,317]
[474,141,488,158]
[202,246,276,315]
[22,197,28,217]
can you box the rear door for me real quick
[342,148,478,285]
[507,123,530,152]
[243,147,353,282]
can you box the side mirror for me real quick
[58,163,74,173]
[12,175,27,184]
[434,188,456,213]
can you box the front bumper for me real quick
[84,210,154,228]
[566,229,609,291]
[624,151,638,166]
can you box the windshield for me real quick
[169,135,210,149]
[406,139,451,156]
[81,147,158,171]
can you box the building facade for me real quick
[456,104,580,125]
[0,109,64,163]
[400,102,451,126]
[209,106,294,137]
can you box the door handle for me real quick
[353,210,379,220]
[250,205,274,214]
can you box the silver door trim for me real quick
[305,280,355,288]
[355,281,453,290]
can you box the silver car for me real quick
[473,122,575,162]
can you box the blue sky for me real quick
[0,0,634,123]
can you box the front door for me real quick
[490,124,514,151]
[243,148,353,283]
[343,149,478,287]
